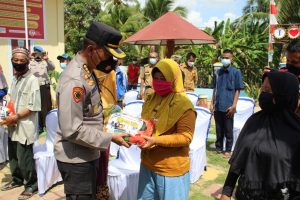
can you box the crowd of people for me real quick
[0,20,299,200]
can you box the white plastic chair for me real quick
[108,145,141,200]
[186,92,199,106]
[33,109,62,195]
[189,106,212,183]
[123,100,144,118]
[109,142,120,157]
[232,97,255,150]
[123,90,139,105]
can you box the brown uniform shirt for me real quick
[139,64,154,88]
[29,59,55,85]
[54,53,112,163]
[180,63,198,92]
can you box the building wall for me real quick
[0,0,64,86]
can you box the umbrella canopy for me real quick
[124,11,215,45]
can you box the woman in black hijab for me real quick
[220,71,300,200]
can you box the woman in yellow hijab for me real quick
[137,59,196,200]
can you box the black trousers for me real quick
[39,84,52,130]
[214,111,234,152]
[8,138,37,191]
[57,159,99,200]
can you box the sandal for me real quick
[18,187,37,200]
[1,181,22,191]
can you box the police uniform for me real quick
[29,58,55,130]
[180,62,198,92]
[140,64,154,97]
[54,21,126,200]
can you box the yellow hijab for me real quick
[141,59,195,136]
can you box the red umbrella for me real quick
[124,11,215,57]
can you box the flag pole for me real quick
[268,0,278,67]
[23,0,29,49]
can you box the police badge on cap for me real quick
[85,22,126,59]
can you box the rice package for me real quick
[106,113,155,145]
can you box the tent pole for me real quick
[166,40,175,58]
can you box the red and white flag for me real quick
[268,0,278,62]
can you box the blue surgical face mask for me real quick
[221,59,231,67]
[60,63,67,69]
[149,58,157,65]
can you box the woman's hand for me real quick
[139,135,156,149]
[219,194,231,200]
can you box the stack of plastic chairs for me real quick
[108,100,144,200]
[189,106,212,183]
[186,92,199,106]
[32,109,62,195]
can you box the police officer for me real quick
[29,46,55,131]
[57,53,72,70]
[139,52,159,99]
[180,52,198,92]
[54,22,129,200]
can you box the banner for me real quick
[0,0,45,39]
[272,24,300,43]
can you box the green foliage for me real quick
[48,71,60,91]
[277,0,300,23]
[63,0,300,89]
[179,18,269,87]
[244,82,261,102]
[143,0,187,22]
[64,0,102,54]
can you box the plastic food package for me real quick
[0,100,16,125]
[106,113,155,145]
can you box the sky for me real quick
[137,0,247,29]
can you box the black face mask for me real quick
[12,62,28,72]
[96,56,118,74]
[286,64,300,76]
[35,57,42,62]
[258,92,276,112]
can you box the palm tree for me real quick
[234,0,269,27]
[277,0,300,23]
[143,0,187,22]
[243,0,269,14]
[100,3,147,38]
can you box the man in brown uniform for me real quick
[29,46,55,131]
[139,52,159,99]
[180,52,198,92]
[54,22,129,200]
